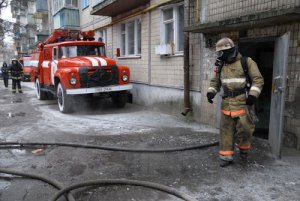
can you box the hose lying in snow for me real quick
[0,141,219,153]
[0,168,75,201]
[50,179,197,201]
[0,141,218,200]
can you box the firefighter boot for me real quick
[239,151,248,161]
[18,90,23,93]
[220,159,233,167]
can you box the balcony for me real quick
[36,30,49,36]
[53,8,80,30]
[91,0,150,17]
[20,44,29,54]
[36,0,48,12]
[26,14,36,25]
[35,31,49,43]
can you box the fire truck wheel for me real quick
[36,78,47,100]
[111,91,127,108]
[57,82,73,113]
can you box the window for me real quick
[120,19,141,56]
[59,45,105,59]
[161,4,184,52]
[53,47,58,60]
[95,29,107,44]
[82,0,89,9]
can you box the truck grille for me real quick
[79,66,119,88]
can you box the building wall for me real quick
[188,0,300,148]
[202,0,300,23]
[112,13,149,84]
[82,0,194,117]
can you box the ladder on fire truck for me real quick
[43,29,96,45]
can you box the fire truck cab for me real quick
[33,29,132,113]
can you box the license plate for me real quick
[96,87,112,92]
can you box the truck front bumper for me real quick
[66,84,133,95]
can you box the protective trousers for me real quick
[219,112,255,161]
[3,77,8,88]
[12,79,22,93]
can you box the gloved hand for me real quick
[215,59,224,67]
[246,95,257,105]
[207,92,215,104]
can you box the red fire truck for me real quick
[19,56,34,82]
[31,29,132,113]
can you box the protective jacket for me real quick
[10,62,23,80]
[1,64,10,78]
[208,54,264,116]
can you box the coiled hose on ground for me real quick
[50,179,197,201]
[0,141,219,201]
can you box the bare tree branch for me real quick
[0,0,8,9]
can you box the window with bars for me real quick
[161,4,184,53]
[120,19,141,56]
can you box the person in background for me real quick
[207,37,264,167]
[1,62,10,88]
[10,59,23,93]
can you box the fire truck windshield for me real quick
[59,45,105,59]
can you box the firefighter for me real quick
[10,59,23,93]
[207,37,264,167]
[1,62,10,88]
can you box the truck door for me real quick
[268,32,290,158]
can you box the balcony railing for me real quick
[27,14,35,25]
[92,0,105,8]
[36,30,49,36]
[91,0,150,16]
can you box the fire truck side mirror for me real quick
[116,48,120,57]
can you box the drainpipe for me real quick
[182,0,191,116]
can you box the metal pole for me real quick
[182,0,191,116]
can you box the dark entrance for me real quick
[238,40,275,139]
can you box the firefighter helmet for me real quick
[216,37,235,52]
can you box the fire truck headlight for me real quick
[122,74,128,82]
[70,77,77,85]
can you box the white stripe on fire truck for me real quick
[93,57,107,66]
[31,60,39,67]
[42,61,50,68]
[84,57,99,66]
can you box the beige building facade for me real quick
[81,0,191,116]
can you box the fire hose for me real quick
[0,141,219,201]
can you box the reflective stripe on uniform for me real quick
[219,150,234,155]
[208,87,217,93]
[221,78,246,84]
[238,145,251,150]
[250,86,261,94]
[221,109,246,117]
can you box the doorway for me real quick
[238,40,275,139]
